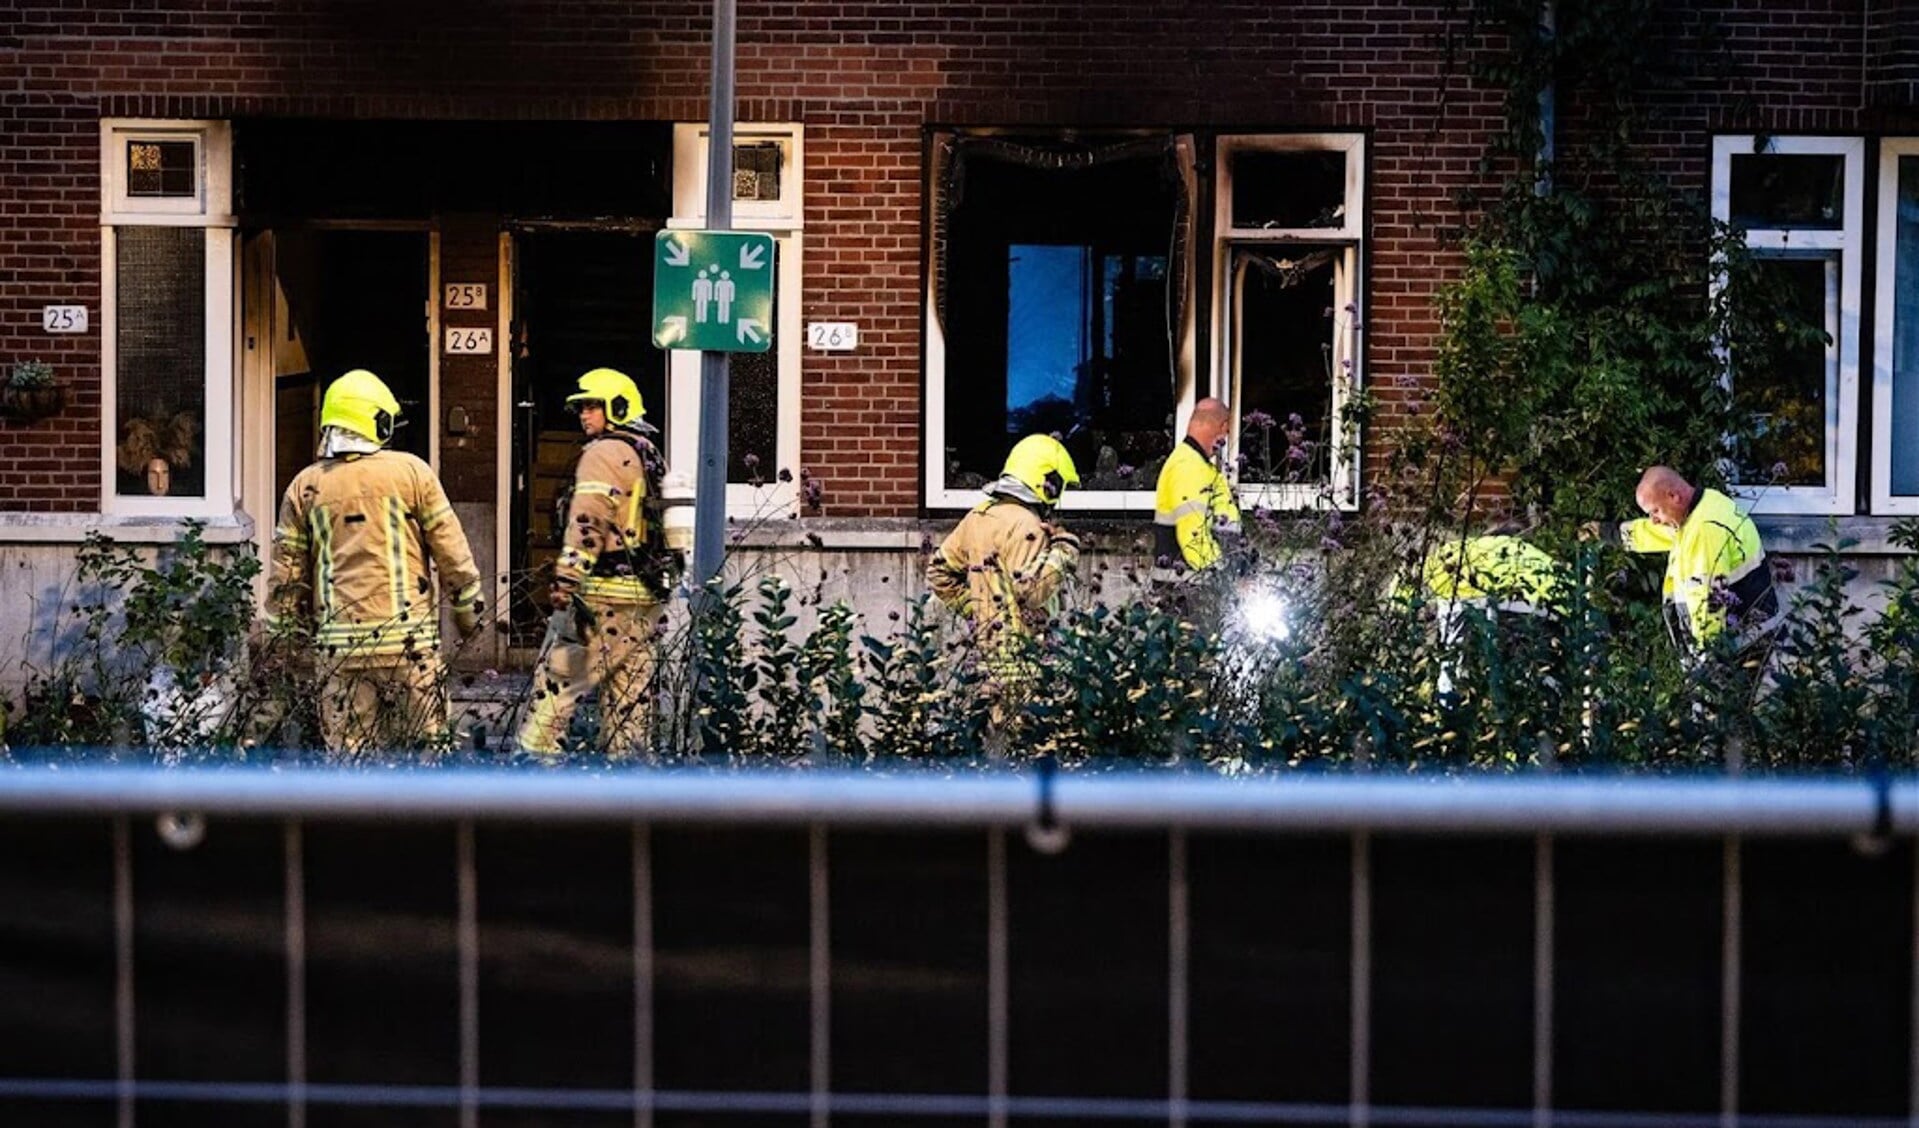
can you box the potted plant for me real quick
[0,359,68,422]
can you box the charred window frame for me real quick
[100,120,236,519]
[924,132,1200,511]
[1711,135,1862,517]
[1212,134,1365,512]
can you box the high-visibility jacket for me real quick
[1154,437,1242,570]
[926,496,1077,640]
[270,450,482,664]
[1423,535,1563,614]
[557,429,667,605]
[1622,487,1778,647]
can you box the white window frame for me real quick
[100,119,237,519]
[1710,134,1862,516]
[667,123,804,518]
[1212,132,1366,512]
[1873,138,1919,515]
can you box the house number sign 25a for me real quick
[43,305,88,333]
[444,327,493,355]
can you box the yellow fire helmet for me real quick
[1002,433,1080,506]
[319,368,401,445]
[566,367,645,427]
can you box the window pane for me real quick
[945,152,1177,489]
[1732,256,1830,487]
[1729,154,1844,230]
[1233,247,1338,484]
[733,141,782,202]
[1230,149,1347,229]
[1893,156,1919,496]
[115,226,207,499]
[127,139,197,199]
[728,340,778,484]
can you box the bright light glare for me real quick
[1237,588,1290,642]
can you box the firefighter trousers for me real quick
[517,599,666,757]
[317,653,450,761]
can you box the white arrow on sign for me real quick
[657,316,687,345]
[662,238,690,268]
[739,243,767,270]
[736,318,767,345]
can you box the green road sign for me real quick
[651,230,775,352]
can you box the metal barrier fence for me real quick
[1,766,1916,1128]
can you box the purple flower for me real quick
[743,452,760,469]
[778,467,794,483]
[1244,409,1277,431]
[1116,463,1136,479]
[1769,461,1789,481]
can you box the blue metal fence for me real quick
[0,767,1914,1128]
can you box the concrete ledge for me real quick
[1755,516,1916,556]
[0,512,258,546]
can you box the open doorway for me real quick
[508,228,663,645]
[263,228,432,499]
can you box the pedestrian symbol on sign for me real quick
[652,231,775,353]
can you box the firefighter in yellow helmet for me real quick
[1154,398,1243,571]
[926,434,1082,713]
[269,369,484,758]
[517,367,677,757]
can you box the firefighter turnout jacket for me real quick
[927,492,1078,640]
[1154,437,1242,570]
[555,428,668,605]
[271,449,483,664]
[1621,486,1779,648]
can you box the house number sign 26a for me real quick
[444,327,493,355]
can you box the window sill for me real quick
[0,511,257,545]
[1755,515,1917,555]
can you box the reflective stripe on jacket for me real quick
[926,498,1077,640]
[1423,535,1563,614]
[270,450,482,663]
[558,431,660,605]
[1154,437,1241,570]
[1621,487,1776,646]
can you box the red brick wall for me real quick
[0,0,1888,515]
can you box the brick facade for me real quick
[0,0,1898,516]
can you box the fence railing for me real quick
[0,766,1914,1128]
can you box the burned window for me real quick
[1230,150,1347,229]
[114,226,208,499]
[939,142,1181,491]
[1217,136,1365,506]
[1231,248,1343,485]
